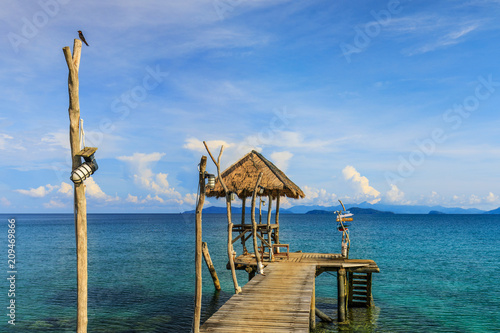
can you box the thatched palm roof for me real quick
[206,150,305,200]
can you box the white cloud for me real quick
[41,131,69,150]
[0,134,13,150]
[15,184,55,197]
[118,152,183,205]
[485,192,498,203]
[127,194,166,204]
[270,151,293,172]
[386,184,405,203]
[184,138,232,153]
[0,133,25,151]
[183,193,198,206]
[58,182,73,196]
[342,165,381,204]
[44,200,66,209]
[469,194,481,205]
[85,177,119,202]
[301,185,338,206]
[126,194,139,203]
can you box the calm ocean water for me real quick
[0,213,498,332]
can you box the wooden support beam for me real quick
[256,232,271,248]
[202,242,221,292]
[266,194,273,261]
[310,275,316,330]
[63,39,87,333]
[250,172,264,274]
[193,156,207,333]
[231,230,248,244]
[338,267,348,323]
[315,308,334,322]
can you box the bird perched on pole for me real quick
[78,30,89,46]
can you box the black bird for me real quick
[78,30,89,46]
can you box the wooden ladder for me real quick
[348,272,374,307]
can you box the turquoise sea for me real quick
[0,213,499,332]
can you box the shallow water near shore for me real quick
[0,213,499,332]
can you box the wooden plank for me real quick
[75,146,97,157]
[200,263,315,333]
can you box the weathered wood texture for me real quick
[200,263,316,332]
[204,142,241,294]
[233,252,380,273]
[202,242,221,291]
[193,156,207,333]
[250,172,264,271]
[337,268,347,323]
[63,39,87,333]
[348,272,374,307]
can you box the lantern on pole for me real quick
[71,147,98,184]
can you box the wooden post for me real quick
[203,142,241,294]
[241,197,247,254]
[193,156,207,333]
[250,173,264,273]
[259,198,263,223]
[310,275,316,330]
[63,39,87,333]
[338,268,347,323]
[348,272,354,308]
[241,197,246,224]
[266,194,272,261]
[315,308,334,322]
[275,195,280,244]
[266,195,272,227]
[367,272,374,307]
[202,242,221,291]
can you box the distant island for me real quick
[182,203,500,214]
[428,210,446,215]
[306,207,394,215]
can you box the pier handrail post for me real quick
[275,195,280,244]
[63,39,88,333]
[203,142,241,294]
[193,156,207,333]
[250,173,264,273]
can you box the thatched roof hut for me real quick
[206,150,305,200]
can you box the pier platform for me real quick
[200,262,315,332]
[201,253,379,332]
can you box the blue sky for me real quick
[2,0,500,213]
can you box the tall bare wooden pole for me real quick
[193,156,207,333]
[203,142,241,294]
[63,39,87,333]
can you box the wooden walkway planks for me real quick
[200,262,316,333]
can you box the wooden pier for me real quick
[200,262,316,332]
[200,253,379,332]
[194,149,380,332]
